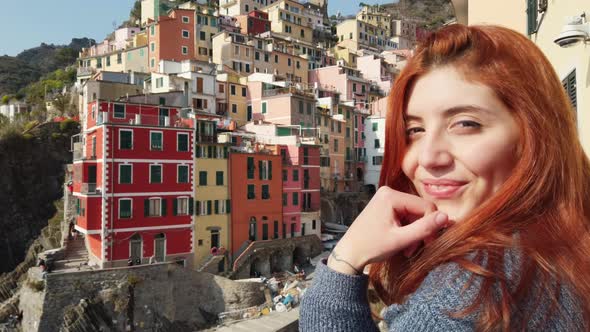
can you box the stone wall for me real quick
[321,192,370,225]
[22,263,265,331]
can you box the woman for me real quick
[300,24,590,331]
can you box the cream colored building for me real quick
[357,5,395,37]
[217,72,250,126]
[263,0,314,44]
[453,0,589,155]
[212,31,309,83]
[219,0,278,17]
[77,46,149,85]
[336,19,397,54]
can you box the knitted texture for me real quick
[300,257,584,331]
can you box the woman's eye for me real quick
[406,127,424,136]
[453,120,481,129]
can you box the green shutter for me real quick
[527,0,538,35]
[215,200,219,214]
[223,146,228,158]
[196,200,200,215]
[268,161,272,180]
[247,157,254,179]
[144,199,149,216]
[173,198,178,216]
[226,199,231,213]
[207,200,212,215]
[76,199,80,215]
[161,199,167,216]
[196,146,202,158]
[208,145,213,158]
[189,200,194,215]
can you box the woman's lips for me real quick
[421,179,467,199]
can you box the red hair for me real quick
[369,24,590,330]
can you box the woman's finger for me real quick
[395,212,448,249]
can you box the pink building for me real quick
[79,27,141,57]
[247,79,317,130]
[309,65,371,106]
[356,54,396,95]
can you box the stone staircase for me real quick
[52,235,90,272]
[197,254,225,274]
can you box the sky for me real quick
[0,0,396,57]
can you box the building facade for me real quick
[72,100,194,268]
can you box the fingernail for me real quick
[435,212,448,225]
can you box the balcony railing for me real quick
[81,183,99,194]
[97,112,190,129]
[262,86,315,99]
[196,134,217,144]
[77,67,96,77]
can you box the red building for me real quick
[229,151,282,258]
[147,8,196,71]
[236,10,271,36]
[72,100,194,268]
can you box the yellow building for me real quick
[263,0,314,44]
[179,1,219,62]
[330,44,360,68]
[357,5,395,37]
[194,119,231,273]
[453,0,590,155]
[217,72,250,126]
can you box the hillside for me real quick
[380,0,456,29]
[0,38,95,97]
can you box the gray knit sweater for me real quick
[300,256,584,331]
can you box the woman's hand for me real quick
[327,186,449,275]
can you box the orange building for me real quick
[147,8,196,71]
[229,151,282,258]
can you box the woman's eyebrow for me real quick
[405,105,494,122]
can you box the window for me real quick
[255,51,260,60]
[375,139,380,149]
[262,101,267,114]
[150,25,155,35]
[120,130,133,150]
[182,46,188,55]
[200,31,206,41]
[119,199,132,219]
[182,30,189,38]
[216,171,224,185]
[150,131,163,151]
[174,197,190,216]
[373,156,384,165]
[232,104,237,113]
[145,198,165,217]
[293,169,299,181]
[178,165,189,183]
[178,133,189,152]
[150,165,162,183]
[247,157,255,179]
[292,192,299,206]
[282,170,287,181]
[242,87,247,97]
[288,58,292,67]
[346,127,350,138]
[182,16,189,23]
[334,139,339,152]
[353,83,357,92]
[199,171,207,186]
[259,160,272,180]
[275,54,279,63]
[299,100,303,113]
[262,184,270,199]
[114,104,125,118]
[150,42,155,52]
[283,193,288,206]
[230,85,236,95]
[247,184,255,199]
[218,84,225,93]
[373,122,378,131]
[119,164,132,184]
[106,56,111,67]
[312,219,317,230]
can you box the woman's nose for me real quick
[417,133,454,170]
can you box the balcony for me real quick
[220,0,237,8]
[81,183,99,194]
[196,134,217,144]
[97,112,190,129]
[77,67,96,77]
[262,86,315,99]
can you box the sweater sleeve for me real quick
[299,260,379,332]
[382,262,477,332]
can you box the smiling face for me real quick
[401,66,520,222]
